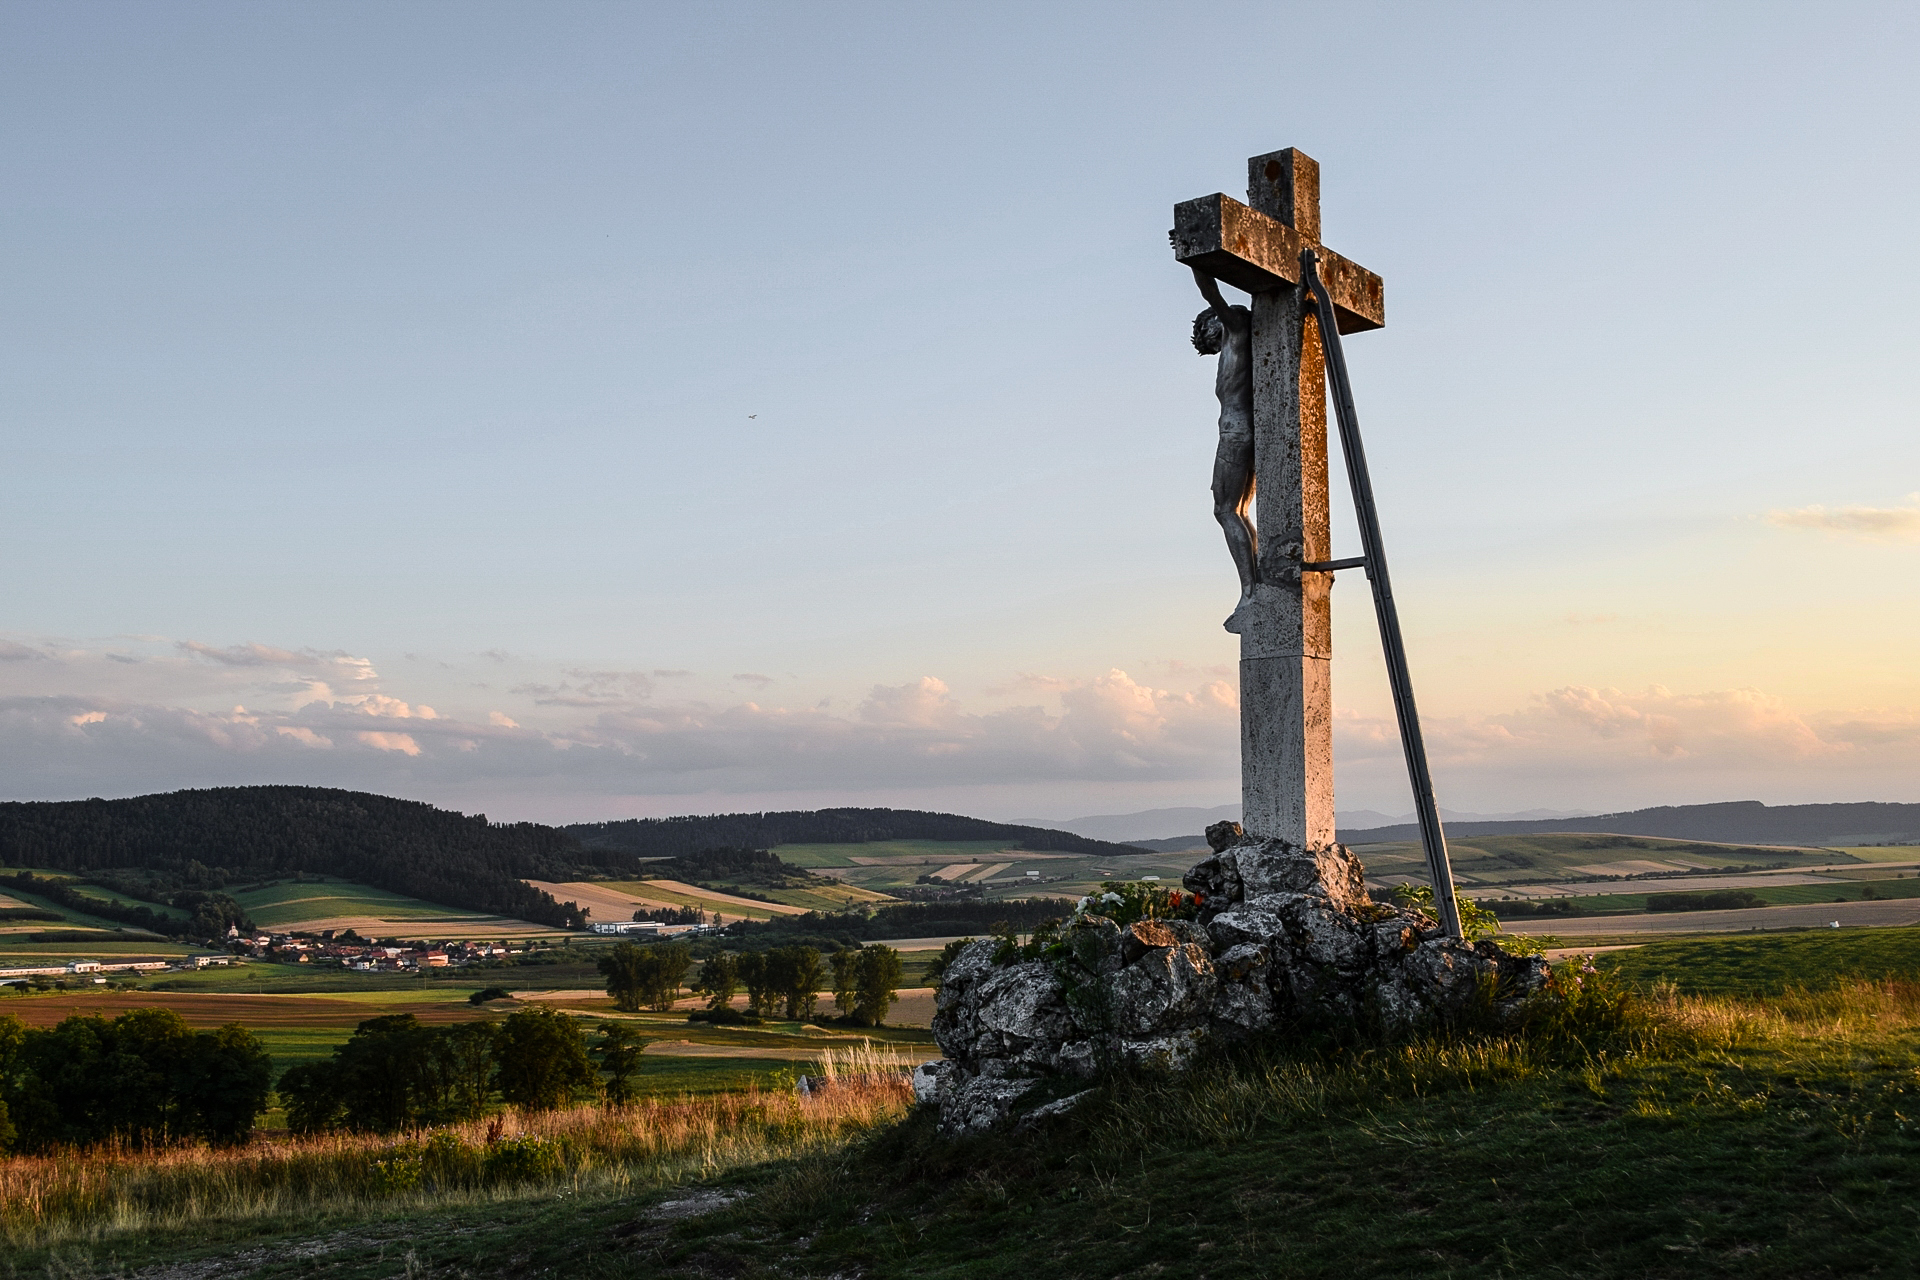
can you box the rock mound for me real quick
[919,835,1547,1134]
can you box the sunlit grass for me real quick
[0,1074,912,1249]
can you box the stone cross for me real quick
[1171,149,1385,850]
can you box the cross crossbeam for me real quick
[1171,194,1384,334]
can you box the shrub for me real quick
[1646,890,1765,912]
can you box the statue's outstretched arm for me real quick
[1191,266,1230,317]
[1191,267,1247,332]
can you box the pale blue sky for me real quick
[4,3,1917,823]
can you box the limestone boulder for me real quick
[928,832,1550,1134]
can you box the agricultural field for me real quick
[1350,832,1857,890]
[231,877,564,940]
[0,971,939,1093]
[529,878,811,923]
[776,839,1187,900]
[1826,844,1920,863]
[1345,833,1920,938]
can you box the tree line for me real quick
[596,940,904,1025]
[278,1008,648,1132]
[0,1009,273,1153]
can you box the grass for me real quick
[1596,925,1920,994]
[13,973,1920,1278]
[0,1055,914,1255]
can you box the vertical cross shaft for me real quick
[1238,149,1334,848]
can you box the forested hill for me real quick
[0,787,616,928]
[566,808,1143,857]
[1342,800,1920,848]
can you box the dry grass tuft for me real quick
[0,1078,911,1248]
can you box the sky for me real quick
[3,2,1918,826]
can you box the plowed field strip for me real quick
[1,992,491,1029]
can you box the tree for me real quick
[851,945,904,1027]
[737,951,774,1018]
[594,1022,646,1107]
[830,947,859,1018]
[694,953,739,1011]
[640,943,693,1012]
[331,1014,436,1132]
[0,1009,272,1149]
[177,1022,273,1144]
[494,1007,595,1111]
[771,946,825,1020]
[277,1061,345,1135]
[598,941,648,1013]
[430,1021,498,1122]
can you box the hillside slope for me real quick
[0,787,607,928]
[1343,798,1920,847]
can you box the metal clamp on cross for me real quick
[1173,148,1463,939]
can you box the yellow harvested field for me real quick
[534,879,809,919]
[0,893,28,908]
[1571,860,1700,877]
[961,862,1013,883]
[929,863,979,882]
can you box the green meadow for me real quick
[1598,925,1920,994]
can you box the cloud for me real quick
[0,641,47,662]
[732,673,775,687]
[10,634,1920,821]
[510,669,655,707]
[1767,496,1920,541]
[1330,682,1920,813]
[356,731,422,755]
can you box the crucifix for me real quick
[1172,147,1463,937]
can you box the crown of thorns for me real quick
[1191,308,1221,354]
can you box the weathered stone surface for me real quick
[1107,942,1216,1036]
[1205,819,1245,852]
[942,1075,1039,1135]
[927,836,1548,1134]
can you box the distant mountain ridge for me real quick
[1340,800,1920,848]
[565,808,1141,858]
[1028,804,1593,845]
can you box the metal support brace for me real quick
[1301,249,1465,940]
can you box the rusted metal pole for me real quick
[1300,249,1464,940]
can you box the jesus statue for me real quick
[1191,267,1258,629]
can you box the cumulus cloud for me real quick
[1767,496,1920,541]
[1331,683,1920,813]
[8,632,1920,819]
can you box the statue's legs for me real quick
[1213,431,1259,599]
